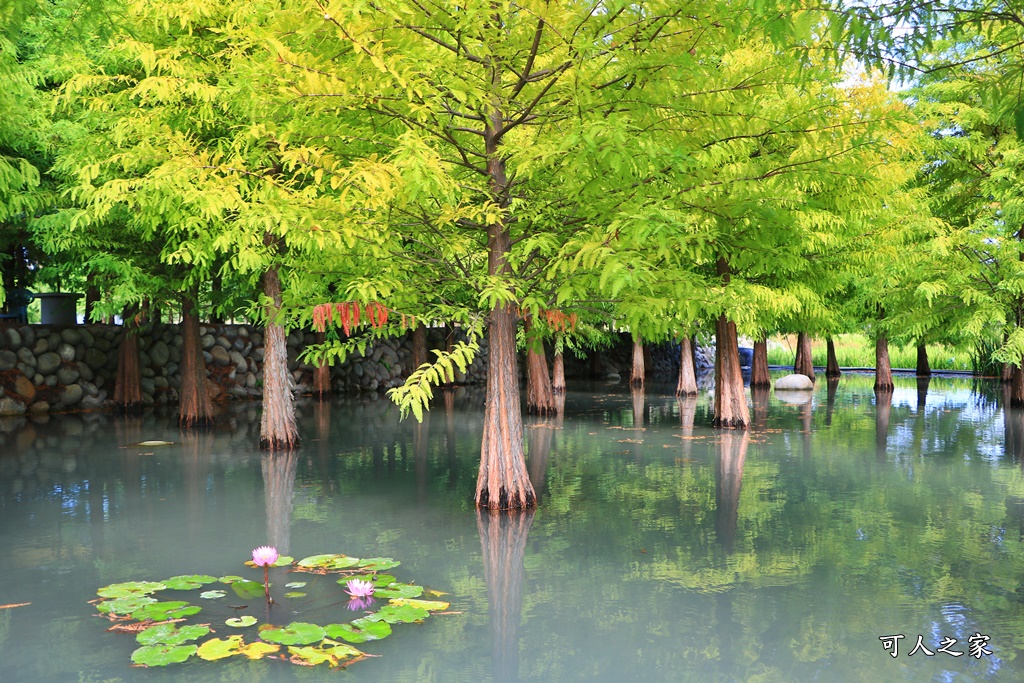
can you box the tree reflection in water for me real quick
[714,430,748,553]
[825,377,839,426]
[875,388,893,461]
[526,417,554,499]
[478,509,534,683]
[261,450,299,555]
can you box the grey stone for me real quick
[58,343,75,362]
[81,395,105,410]
[233,338,245,352]
[62,383,84,406]
[169,345,181,363]
[245,372,256,388]
[57,366,80,385]
[141,367,155,378]
[287,332,301,348]
[0,397,25,415]
[17,326,34,347]
[139,350,151,368]
[75,343,85,360]
[774,374,815,391]
[238,326,249,339]
[37,351,61,375]
[81,381,99,397]
[166,361,178,377]
[60,328,81,344]
[140,378,155,395]
[32,374,43,386]
[172,334,184,347]
[79,328,94,347]
[32,339,49,355]
[78,363,93,382]
[215,335,231,350]
[28,401,49,414]
[17,347,36,367]
[222,326,238,340]
[250,332,262,346]
[84,348,107,370]
[93,337,111,352]
[154,376,168,388]
[44,375,57,387]
[200,334,215,350]
[210,345,230,366]
[149,340,170,366]
[4,328,20,348]
[0,350,17,372]
[202,351,213,364]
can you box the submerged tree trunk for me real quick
[313,331,331,399]
[1004,363,1015,384]
[260,266,299,450]
[794,332,815,381]
[750,335,771,389]
[179,295,214,428]
[631,384,646,428]
[630,335,645,387]
[875,335,895,392]
[478,509,534,683]
[916,344,931,377]
[676,336,698,396]
[113,313,143,415]
[551,352,566,394]
[713,315,749,429]
[1012,365,1024,408]
[524,318,556,416]
[411,325,428,372]
[825,337,842,378]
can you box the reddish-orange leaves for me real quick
[312,302,390,335]
[542,309,577,333]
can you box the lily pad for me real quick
[390,598,451,611]
[137,440,174,446]
[196,636,242,662]
[200,590,226,600]
[244,555,293,568]
[364,603,429,624]
[230,580,265,600]
[287,640,362,667]
[259,622,326,646]
[284,591,307,599]
[131,644,197,667]
[337,574,395,588]
[296,554,360,571]
[225,615,257,628]
[101,595,157,615]
[97,581,166,599]
[357,557,400,571]
[239,640,281,660]
[373,583,423,599]
[131,601,201,622]
[137,624,211,646]
[218,575,245,584]
[163,575,218,590]
[325,618,392,643]
[284,582,307,589]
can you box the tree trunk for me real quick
[478,509,533,683]
[630,335,645,387]
[84,273,100,323]
[524,318,556,416]
[1012,365,1024,408]
[260,266,299,450]
[589,351,604,379]
[874,335,895,392]
[916,344,931,377]
[794,332,815,381]
[411,325,427,372]
[750,335,771,388]
[825,337,841,378]
[313,330,331,399]
[551,352,566,394]
[209,269,224,324]
[713,314,749,428]
[1003,363,1015,384]
[714,430,749,553]
[113,317,142,415]
[676,336,698,396]
[179,295,214,428]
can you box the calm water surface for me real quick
[2,374,1023,682]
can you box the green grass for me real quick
[764,334,974,372]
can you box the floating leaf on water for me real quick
[364,603,429,624]
[225,616,257,628]
[284,582,307,589]
[243,555,294,569]
[136,624,211,646]
[259,622,326,646]
[196,636,242,661]
[163,575,218,590]
[287,640,362,667]
[296,554,360,570]
[324,618,392,643]
[284,592,307,599]
[230,580,265,600]
[137,440,174,446]
[218,576,245,584]
[131,644,197,667]
[97,581,166,599]
[358,558,400,571]
[389,598,451,611]
[239,641,281,660]
[200,590,226,600]
[132,601,201,622]
[373,583,423,599]
[102,596,157,615]
[337,574,395,588]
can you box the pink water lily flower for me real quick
[345,579,375,598]
[252,546,279,567]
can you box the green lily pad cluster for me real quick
[93,553,451,669]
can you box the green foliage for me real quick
[388,338,479,422]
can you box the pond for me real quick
[0,373,1021,682]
